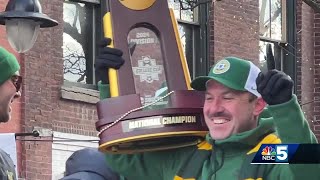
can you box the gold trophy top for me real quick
[119,0,156,10]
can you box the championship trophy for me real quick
[96,0,208,153]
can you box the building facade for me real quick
[0,0,319,179]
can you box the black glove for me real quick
[256,69,294,105]
[266,43,275,70]
[95,38,125,84]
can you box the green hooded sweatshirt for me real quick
[102,93,319,180]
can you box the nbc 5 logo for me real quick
[275,145,288,162]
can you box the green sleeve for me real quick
[105,147,194,180]
[267,95,317,143]
[266,95,320,180]
[98,81,110,99]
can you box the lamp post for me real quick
[0,0,58,53]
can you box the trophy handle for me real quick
[103,12,119,97]
[169,8,192,90]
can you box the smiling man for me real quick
[191,57,265,141]
[202,80,264,140]
[188,57,318,180]
[98,43,319,179]
[0,47,21,180]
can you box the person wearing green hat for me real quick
[0,47,21,180]
[0,47,21,123]
[96,43,319,179]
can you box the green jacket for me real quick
[102,90,319,179]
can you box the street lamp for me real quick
[0,0,58,53]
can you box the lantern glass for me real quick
[5,19,40,53]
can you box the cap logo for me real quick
[212,59,230,74]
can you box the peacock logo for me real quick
[261,146,276,156]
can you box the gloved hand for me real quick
[256,69,294,105]
[95,38,125,84]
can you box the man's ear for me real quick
[253,97,267,116]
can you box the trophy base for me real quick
[96,90,208,154]
[99,131,207,154]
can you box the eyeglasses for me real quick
[11,75,22,92]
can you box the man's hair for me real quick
[248,93,258,102]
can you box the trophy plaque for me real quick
[96,0,208,154]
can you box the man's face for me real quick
[0,74,21,123]
[203,80,265,140]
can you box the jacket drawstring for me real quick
[210,142,225,180]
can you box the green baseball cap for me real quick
[0,47,20,85]
[191,57,261,97]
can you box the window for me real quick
[168,0,209,79]
[259,0,297,91]
[259,0,286,42]
[63,0,101,87]
[259,0,287,71]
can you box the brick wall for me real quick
[19,0,99,179]
[296,0,320,140]
[313,7,320,139]
[296,0,303,105]
[211,0,259,65]
[298,1,316,133]
[20,0,61,177]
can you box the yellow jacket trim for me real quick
[197,141,212,150]
[247,134,281,155]
[174,175,195,180]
